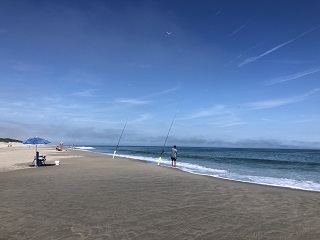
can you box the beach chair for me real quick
[38,155,46,165]
[34,152,46,166]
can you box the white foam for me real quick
[178,161,227,174]
[180,168,320,192]
[245,175,320,192]
[99,151,320,192]
[74,146,96,150]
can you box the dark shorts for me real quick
[171,157,176,161]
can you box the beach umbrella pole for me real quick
[22,137,51,167]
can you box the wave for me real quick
[73,146,96,150]
[110,152,320,192]
[188,155,320,169]
[87,147,320,192]
[180,166,320,192]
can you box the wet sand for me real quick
[1,146,320,239]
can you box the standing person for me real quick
[171,145,177,167]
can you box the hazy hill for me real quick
[0,138,22,143]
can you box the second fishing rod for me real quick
[113,118,128,159]
[158,107,179,166]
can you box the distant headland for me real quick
[0,138,22,143]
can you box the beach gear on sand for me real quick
[56,146,62,151]
[23,137,51,166]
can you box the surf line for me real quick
[113,118,128,159]
[158,108,179,166]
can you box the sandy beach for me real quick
[0,142,79,172]
[1,144,320,239]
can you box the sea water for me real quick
[72,146,320,192]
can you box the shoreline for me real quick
[76,149,320,198]
[2,143,320,194]
[77,147,320,194]
[1,146,320,239]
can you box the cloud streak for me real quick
[229,21,250,37]
[181,105,245,128]
[245,89,320,109]
[112,85,179,107]
[215,9,223,15]
[182,105,226,120]
[264,67,320,86]
[239,26,319,67]
[114,98,151,105]
[72,89,96,97]
[224,44,259,67]
[142,85,180,99]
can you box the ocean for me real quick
[71,145,320,192]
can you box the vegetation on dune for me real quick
[0,138,22,143]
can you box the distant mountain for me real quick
[0,138,22,143]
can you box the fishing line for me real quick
[158,108,179,165]
[113,118,128,159]
[112,80,132,159]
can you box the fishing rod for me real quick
[158,108,179,166]
[113,118,128,159]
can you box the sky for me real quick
[1,0,320,148]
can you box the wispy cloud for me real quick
[289,117,318,124]
[239,26,319,67]
[245,89,320,109]
[182,105,225,120]
[115,98,151,105]
[261,59,309,65]
[143,85,179,99]
[181,105,245,128]
[264,67,320,86]
[229,21,250,37]
[72,89,96,97]
[208,118,247,128]
[215,9,223,15]
[224,44,259,67]
[11,61,53,72]
[129,114,153,123]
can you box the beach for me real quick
[1,144,320,239]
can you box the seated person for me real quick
[34,152,46,166]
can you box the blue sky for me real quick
[1,0,320,148]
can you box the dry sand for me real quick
[1,145,320,239]
[0,142,80,172]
